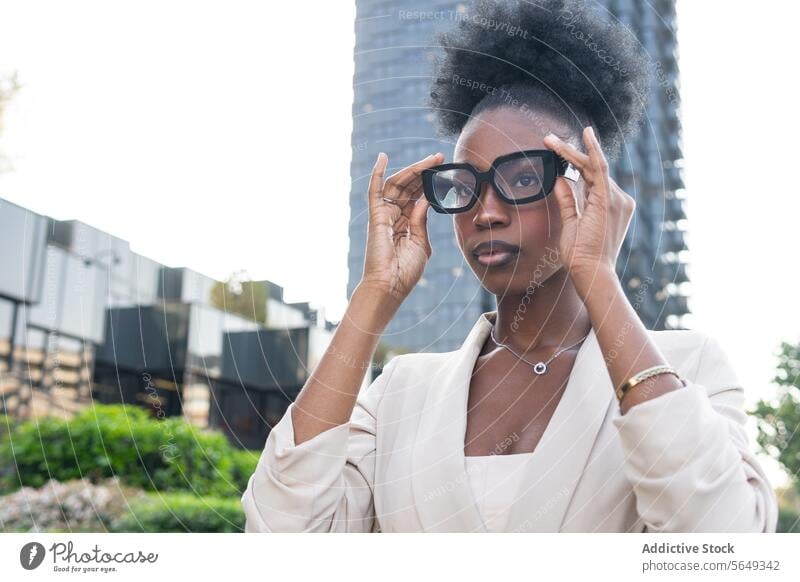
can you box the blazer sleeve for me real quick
[612,333,779,533]
[240,356,399,533]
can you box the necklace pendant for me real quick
[533,362,547,375]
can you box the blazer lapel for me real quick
[409,309,616,532]
[505,324,616,532]
[409,312,492,532]
[409,309,615,532]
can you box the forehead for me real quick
[454,106,569,168]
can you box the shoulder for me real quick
[646,328,739,390]
[381,350,456,377]
[358,350,455,411]
[367,350,460,397]
[645,328,707,360]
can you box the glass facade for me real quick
[0,196,333,450]
[347,0,689,353]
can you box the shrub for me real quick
[0,404,257,497]
[753,340,800,495]
[0,477,145,533]
[0,413,13,437]
[230,448,259,491]
[0,414,13,486]
[109,491,244,533]
[777,509,800,533]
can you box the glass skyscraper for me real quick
[347,0,688,354]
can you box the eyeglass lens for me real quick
[428,155,547,211]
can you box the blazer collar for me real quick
[410,310,615,532]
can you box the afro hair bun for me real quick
[429,0,652,161]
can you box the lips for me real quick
[471,240,520,268]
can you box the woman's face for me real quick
[452,106,584,297]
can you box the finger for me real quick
[367,152,401,230]
[384,153,444,196]
[368,152,388,209]
[610,179,636,215]
[543,134,591,173]
[582,126,612,208]
[552,176,580,224]
[583,126,610,183]
[408,196,432,255]
[394,176,423,216]
[383,158,440,212]
[384,176,423,214]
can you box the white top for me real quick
[464,453,534,532]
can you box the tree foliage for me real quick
[209,270,267,325]
[752,340,800,493]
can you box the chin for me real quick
[468,258,530,297]
[469,253,561,298]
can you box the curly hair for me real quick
[429,0,652,161]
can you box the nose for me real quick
[472,182,510,231]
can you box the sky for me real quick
[1,1,798,483]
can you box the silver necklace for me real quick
[490,328,590,375]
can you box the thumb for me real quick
[409,197,432,257]
[552,177,580,225]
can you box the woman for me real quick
[242,0,777,532]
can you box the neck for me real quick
[492,267,592,353]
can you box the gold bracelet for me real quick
[615,365,684,401]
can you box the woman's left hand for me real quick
[543,126,635,298]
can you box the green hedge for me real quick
[0,404,259,497]
[778,509,800,533]
[230,448,259,489]
[109,492,245,533]
[0,413,14,440]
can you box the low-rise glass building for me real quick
[0,197,333,449]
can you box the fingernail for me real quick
[545,133,559,141]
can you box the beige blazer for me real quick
[241,311,778,533]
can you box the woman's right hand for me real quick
[359,152,444,307]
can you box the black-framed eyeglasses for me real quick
[421,149,579,214]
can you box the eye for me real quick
[513,172,541,188]
[453,180,474,196]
